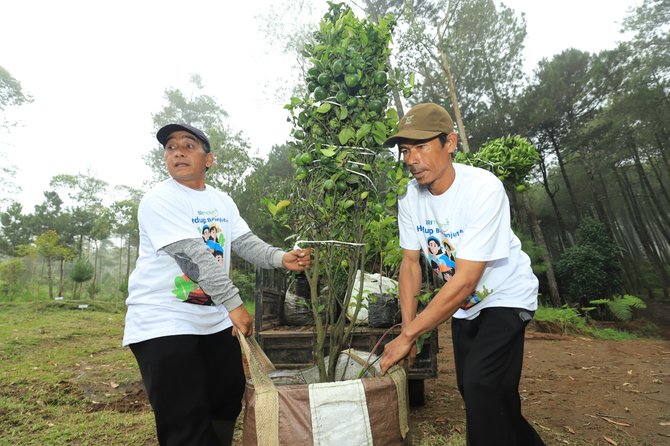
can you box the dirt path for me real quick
[410,324,670,446]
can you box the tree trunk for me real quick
[92,241,99,298]
[439,48,470,152]
[538,152,569,249]
[596,170,639,294]
[616,168,670,296]
[546,128,581,221]
[650,138,670,207]
[46,258,54,299]
[520,194,561,307]
[58,257,65,297]
[628,138,670,240]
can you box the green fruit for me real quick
[323,179,335,191]
[335,90,349,103]
[373,71,387,85]
[372,203,384,214]
[313,125,325,137]
[344,73,360,88]
[346,97,358,107]
[332,60,344,75]
[336,181,347,192]
[314,87,327,101]
[369,99,383,113]
[307,81,319,93]
[299,152,313,164]
[295,166,308,180]
[293,130,305,140]
[308,67,320,77]
[317,72,332,86]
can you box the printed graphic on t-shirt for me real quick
[171,213,230,305]
[419,220,489,310]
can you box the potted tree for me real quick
[273,2,410,383]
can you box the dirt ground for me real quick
[410,303,670,446]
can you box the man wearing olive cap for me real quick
[123,123,311,445]
[380,104,544,445]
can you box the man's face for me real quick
[399,134,457,194]
[163,130,213,189]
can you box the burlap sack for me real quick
[238,334,409,446]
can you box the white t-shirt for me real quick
[123,179,251,346]
[398,163,538,320]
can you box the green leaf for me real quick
[316,102,332,113]
[338,127,355,145]
[371,129,386,145]
[337,106,349,120]
[320,146,337,157]
[275,200,290,213]
[355,123,371,141]
[267,202,278,216]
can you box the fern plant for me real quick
[589,295,647,322]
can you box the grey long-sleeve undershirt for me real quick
[161,231,285,311]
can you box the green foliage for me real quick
[516,230,546,277]
[589,295,647,322]
[277,2,409,382]
[398,0,527,147]
[70,259,94,283]
[232,269,256,303]
[0,201,27,256]
[455,135,539,188]
[588,327,639,341]
[534,305,587,334]
[0,257,25,298]
[146,75,259,196]
[556,218,623,305]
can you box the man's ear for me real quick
[445,132,458,154]
[205,152,215,169]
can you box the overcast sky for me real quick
[1,0,640,210]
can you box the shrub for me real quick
[556,218,623,305]
[589,294,647,322]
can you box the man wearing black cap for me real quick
[123,123,311,445]
[380,104,544,445]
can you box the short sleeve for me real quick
[398,193,421,250]
[456,181,511,262]
[138,192,198,250]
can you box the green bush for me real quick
[556,218,623,305]
[232,269,256,303]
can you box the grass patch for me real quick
[0,301,155,445]
[534,304,657,340]
[412,421,465,446]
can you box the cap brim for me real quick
[156,123,210,152]
[157,124,191,146]
[383,129,442,147]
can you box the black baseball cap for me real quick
[156,123,211,153]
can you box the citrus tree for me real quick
[274,2,409,382]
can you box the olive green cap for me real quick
[383,103,454,147]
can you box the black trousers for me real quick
[452,307,545,446]
[130,327,245,446]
